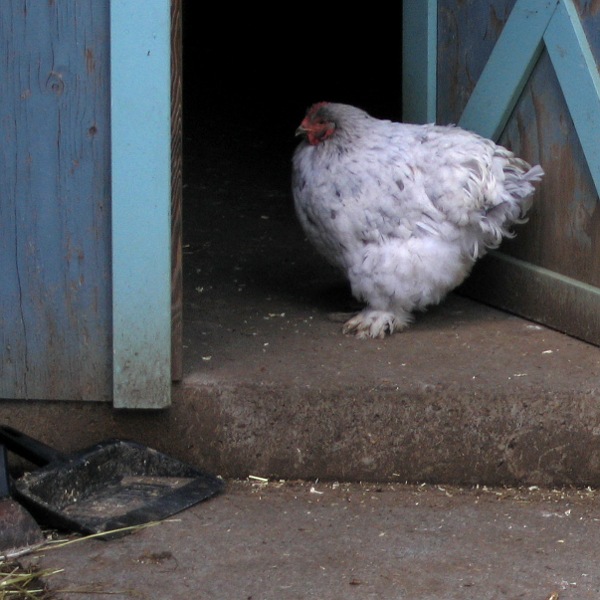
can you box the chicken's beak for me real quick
[295,125,308,137]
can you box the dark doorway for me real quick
[182,3,403,145]
[179,3,403,373]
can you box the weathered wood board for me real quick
[437,0,600,345]
[1,2,112,400]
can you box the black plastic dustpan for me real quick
[0,444,44,557]
[0,425,224,536]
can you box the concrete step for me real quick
[178,290,600,487]
[3,293,599,488]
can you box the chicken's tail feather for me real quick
[472,161,544,260]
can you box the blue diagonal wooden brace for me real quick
[459,0,600,196]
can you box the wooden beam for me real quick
[0,2,112,401]
[544,0,600,196]
[402,0,437,123]
[460,251,600,346]
[110,0,172,408]
[171,0,183,382]
[459,0,557,139]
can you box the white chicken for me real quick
[292,102,544,339]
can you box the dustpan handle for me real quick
[0,445,10,497]
[0,426,66,466]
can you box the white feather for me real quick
[292,103,544,338]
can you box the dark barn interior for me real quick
[179,4,405,373]
[182,4,404,147]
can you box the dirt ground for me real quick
[25,479,600,599]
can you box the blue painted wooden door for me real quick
[1,2,112,401]
[404,0,600,345]
[1,1,173,407]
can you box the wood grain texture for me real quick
[437,0,518,124]
[544,0,600,196]
[171,0,183,381]
[0,1,112,400]
[439,0,600,345]
[110,0,172,408]
[499,49,600,287]
[402,1,437,123]
[458,0,556,140]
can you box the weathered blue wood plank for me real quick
[499,49,600,286]
[544,0,600,196]
[110,0,172,408]
[461,251,600,343]
[574,0,600,57]
[459,0,558,139]
[402,0,437,123]
[437,0,600,345]
[437,0,518,125]
[0,1,111,400]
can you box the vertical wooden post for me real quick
[171,0,183,382]
[402,0,437,123]
[110,0,172,408]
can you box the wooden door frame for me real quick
[171,0,183,384]
[402,1,437,124]
[110,0,178,408]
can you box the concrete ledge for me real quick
[2,294,599,487]
[177,377,600,487]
